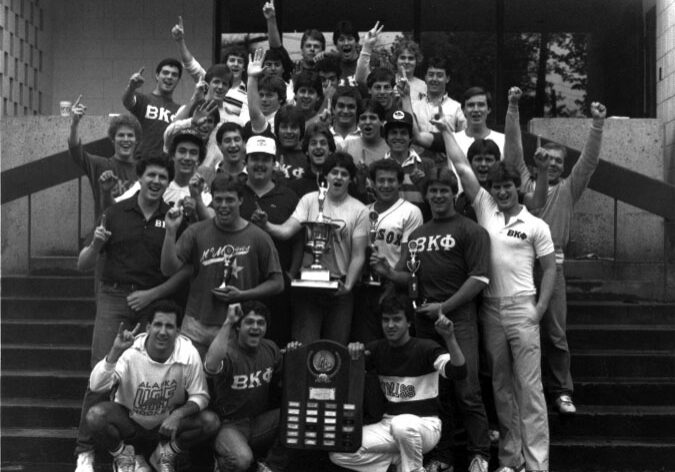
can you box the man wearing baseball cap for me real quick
[383,109,435,220]
[240,136,302,347]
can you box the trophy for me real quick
[406,240,422,308]
[291,177,340,290]
[211,244,236,295]
[363,210,381,286]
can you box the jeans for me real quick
[481,296,549,471]
[214,409,284,472]
[75,284,151,455]
[291,288,353,344]
[414,306,491,461]
[330,414,441,472]
[536,264,573,397]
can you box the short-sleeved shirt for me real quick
[402,214,490,306]
[291,192,369,278]
[208,338,282,420]
[412,94,467,134]
[175,220,282,326]
[100,194,169,288]
[473,187,554,298]
[339,138,390,167]
[127,92,179,159]
[366,337,450,417]
[68,143,137,220]
[368,198,423,268]
[239,184,300,271]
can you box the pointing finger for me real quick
[178,15,183,28]
[130,322,142,336]
[138,66,145,76]
[117,322,126,336]
[73,94,83,107]
[100,213,107,229]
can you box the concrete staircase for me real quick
[2,274,675,471]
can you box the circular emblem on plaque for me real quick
[307,349,342,383]
[392,110,405,120]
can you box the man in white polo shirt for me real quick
[441,128,556,472]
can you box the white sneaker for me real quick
[150,442,177,472]
[468,456,488,472]
[495,468,515,472]
[555,394,577,414]
[74,450,94,472]
[136,454,152,472]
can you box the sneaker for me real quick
[424,459,453,472]
[468,456,488,472]
[257,462,274,472]
[150,442,177,472]
[112,444,135,472]
[555,394,577,414]
[74,450,95,472]
[135,454,152,472]
[488,428,500,443]
[495,468,515,472]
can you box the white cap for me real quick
[246,136,276,156]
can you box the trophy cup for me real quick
[291,177,340,290]
[406,240,421,308]
[211,244,236,295]
[363,210,381,286]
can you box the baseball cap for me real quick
[246,136,277,156]
[384,109,413,135]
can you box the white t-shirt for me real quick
[291,191,369,278]
[367,198,423,268]
[473,187,554,298]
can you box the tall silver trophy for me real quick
[292,177,339,290]
[212,244,236,295]
[363,210,381,286]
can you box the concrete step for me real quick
[574,377,675,405]
[567,324,675,350]
[567,301,675,324]
[571,349,675,378]
[551,436,675,470]
[1,275,94,298]
[1,297,95,320]
[1,370,89,400]
[549,405,675,439]
[1,398,81,429]
[1,428,78,463]
[1,319,94,345]
[2,344,90,371]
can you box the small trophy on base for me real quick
[406,240,421,308]
[211,244,236,295]
[292,177,339,290]
[363,210,381,286]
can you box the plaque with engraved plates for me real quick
[281,340,365,452]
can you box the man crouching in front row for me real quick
[330,292,467,472]
[85,299,219,472]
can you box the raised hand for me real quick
[92,213,111,247]
[247,48,266,78]
[191,99,219,127]
[533,148,551,171]
[129,67,145,90]
[170,16,184,41]
[508,86,522,105]
[225,302,244,324]
[71,95,86,124]
[434,313,456,338]
[165,202,184,233]
[188,173,205,199]
[110,322,142,356]
[363,21,384,50]
[262,0,276,20]
[590,101,606,126]
[396,65,410,97]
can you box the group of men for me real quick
[68,6,607,472]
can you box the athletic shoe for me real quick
[555,394,577,414]
[468,455,488,472]
[112,444,135,472]
[494,468,516,472]
[74,450,94,472]
[150,442,177,472]
[135,454,152,472]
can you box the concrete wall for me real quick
[529,118,665,262]
[42,0,214,116]
[656,0,675,184]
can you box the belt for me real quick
[101,281,148,292]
